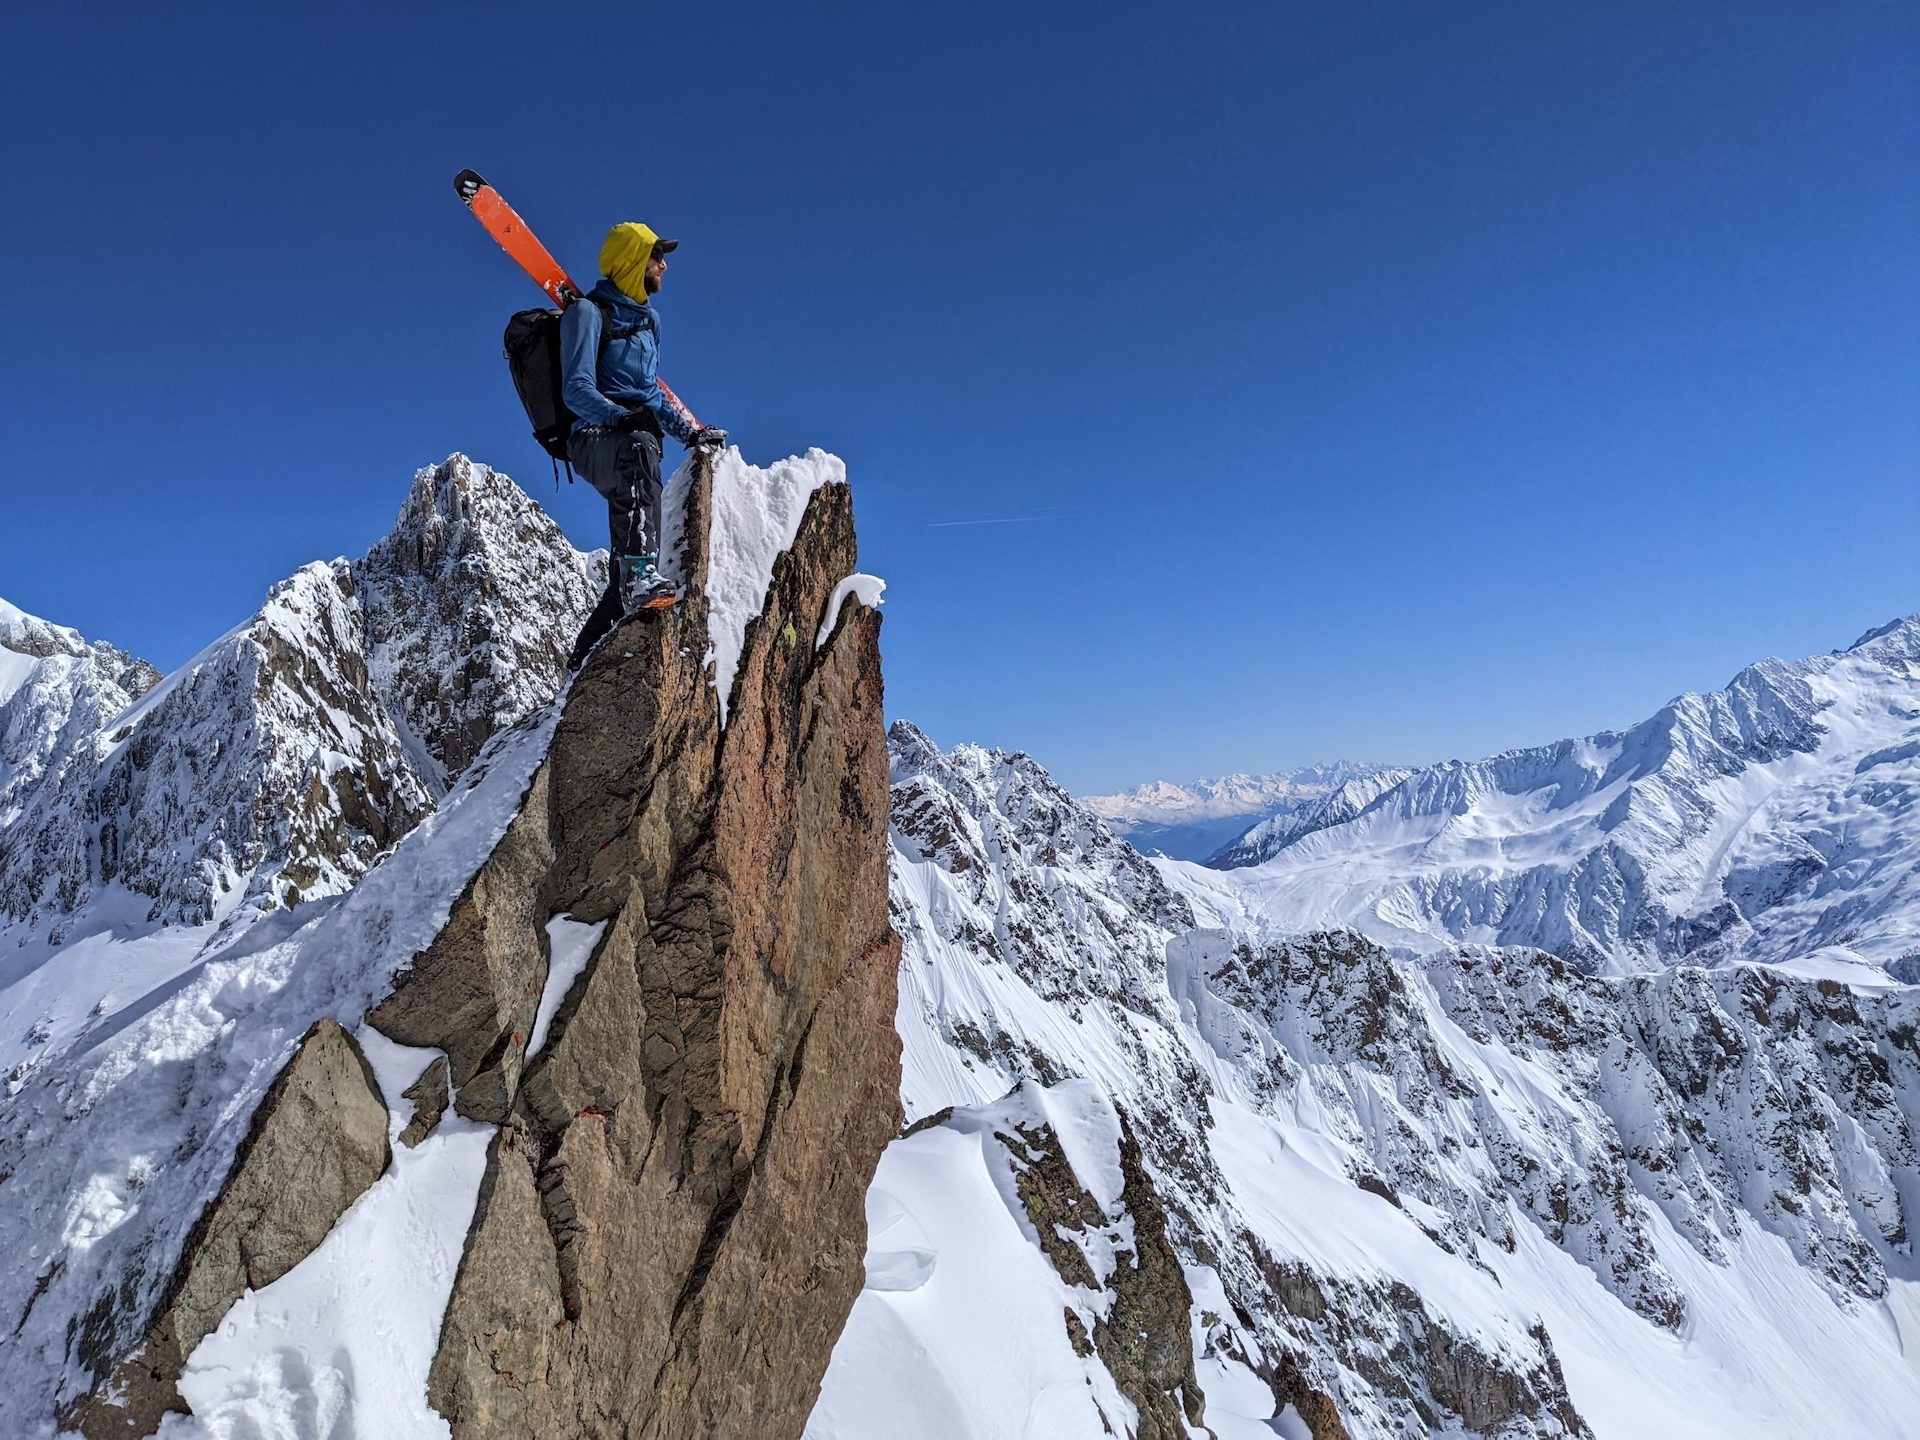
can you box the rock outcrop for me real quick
[397,455,901,1437]
[64,1018,390,1438]
[27,450,898,1439]
[359,454,604,789]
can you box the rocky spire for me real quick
[50,449,902,1440]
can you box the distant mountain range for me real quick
[1171,614,1920,976]
[1083,762,1386,860]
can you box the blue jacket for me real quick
[560,278,696,443]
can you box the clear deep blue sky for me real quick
[2,2,1914,793]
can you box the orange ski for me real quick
[455,169,700,429]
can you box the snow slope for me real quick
[0,706,560,1435]
[7,503,1917,1440]
[813,718,1920,1440]
[0,444,883,1437]
[1172,616,1920,975]
[0,457,598,1095]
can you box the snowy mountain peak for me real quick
[1174,613,1920,974]
[867,723,1920,1438]
[0,460,599,946]
[1846,611,1920,655]
[0,596,160,699]
[359,453,603,787]
[0,601,160,931]
[1086,762,1385,823]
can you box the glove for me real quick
[689,427,728,451]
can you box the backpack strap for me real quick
[587,294,643,345]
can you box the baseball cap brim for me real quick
[653,237,680,254]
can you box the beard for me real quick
[644,272,661,295]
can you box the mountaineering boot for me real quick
[619,553,677,611]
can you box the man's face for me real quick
[645,250,668,294]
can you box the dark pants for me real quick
[568,424,663,667]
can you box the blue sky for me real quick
[2,2,1913,794]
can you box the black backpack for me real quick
[503,297,639,468]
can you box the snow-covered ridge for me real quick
[1175,613,1920,974]
[0,456,597,1120]
[1086,764,1386,824]
[1207,765,1416,868]
[1,442,892,1439]
[845,721,1920,1439]
[0,706,560,1437]
[0,604,160,936]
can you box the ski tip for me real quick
[453,169,487,205]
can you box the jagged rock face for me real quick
[95,563,437,921]
[1197,616,1920,974]
[0,604,157,933]
[359,455,605,789]
[890,720,1194,1014]
[0,448,897,1438]
[0,456,598,934]
[367,458,901,1437]
[868,728,1920,1438]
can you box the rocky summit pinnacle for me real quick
[20,449,902,1440]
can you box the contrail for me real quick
[926,515,1066,528]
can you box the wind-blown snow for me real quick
[846,715,1920,1440]
[660,446,844,725]
[0,645,39,707]
[816,573,885,650]
[809,1083,1140,1440]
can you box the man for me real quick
[561,220,724,667]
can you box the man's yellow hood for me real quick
[600,222,663,302]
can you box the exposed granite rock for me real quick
[400,1053,452,1148]
[62,1018,389,1438]
[1004,1109,1206,1439]
[365,454,901,1437]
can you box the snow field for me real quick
[809,1083,1144,1440]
